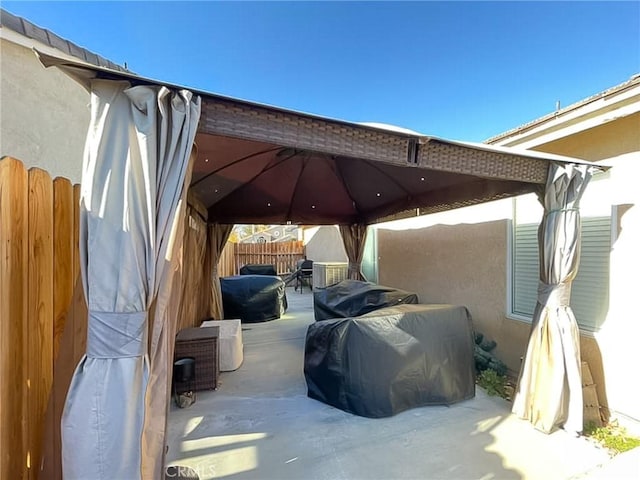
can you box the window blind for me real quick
[512,216,611,332]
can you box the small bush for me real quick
[584,421,640,455]
[477,369,508,399]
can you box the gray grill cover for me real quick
[304,304,475,417]
[239,264,277,276]
[313,280,419,321]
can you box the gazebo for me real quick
[37,51,605,479]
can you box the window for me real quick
[509,194,611,333]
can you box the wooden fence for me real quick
[0,157,86,479]
[220,240,306,276]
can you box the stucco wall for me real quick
[304,226,348,262]
[532,112,640,161]
[377,219,525,371]
[0,39,88,183]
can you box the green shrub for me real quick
[477,369,508,399]
[584,421,640,455]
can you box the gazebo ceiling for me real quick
[193,98,570,225]
[38,50,599,226]
[192,132,535,225]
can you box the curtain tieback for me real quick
[537,282,571,308]
[348,262,361,273]
[87,311,147,358]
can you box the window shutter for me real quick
[513,217,611,332]
[513,223,539,317]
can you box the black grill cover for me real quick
[304,304,475,418]
[239,264,277,276]
[221,275,287,323]
[313,280,419,321]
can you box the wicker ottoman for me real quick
[174,327,219,391]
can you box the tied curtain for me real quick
[339,224,368,280]
[62,79,200,479]
[512,162,593,434]
[207,223,234,319]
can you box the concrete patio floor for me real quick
[166,289,617,480]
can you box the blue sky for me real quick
[4,1,639,141]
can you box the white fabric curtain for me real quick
[62,79,200,479]
[512,162,593,434]
[339,223,368,280]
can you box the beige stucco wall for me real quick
[0,38,88,183]
[377,106,640,428]
[304,226,348,262]
[378,215,527,373]
[532,112,640,161]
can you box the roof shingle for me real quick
[0,8,130,73]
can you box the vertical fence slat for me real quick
[0,158,29,478]
[47,177,73,479]
[26,168,54,479]
[53,178,74,360]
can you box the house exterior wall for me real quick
[303,226,348,262]
[377,200,519,368]
[378,217,509,347]
[377,86,640,429]
[0,34,88,183]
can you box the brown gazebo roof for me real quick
[37,50,602,225]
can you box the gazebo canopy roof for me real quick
[38,50,603,225]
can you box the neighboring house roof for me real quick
[0,8,129,73]
[486,73,640,145]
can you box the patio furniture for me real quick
[304,304,475,418]
[221,275,288,322]
[295,259,313,292]
[239,264,277,276]
[200,319,244,371]
[174,327,219,391]
[313,279,419,321]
